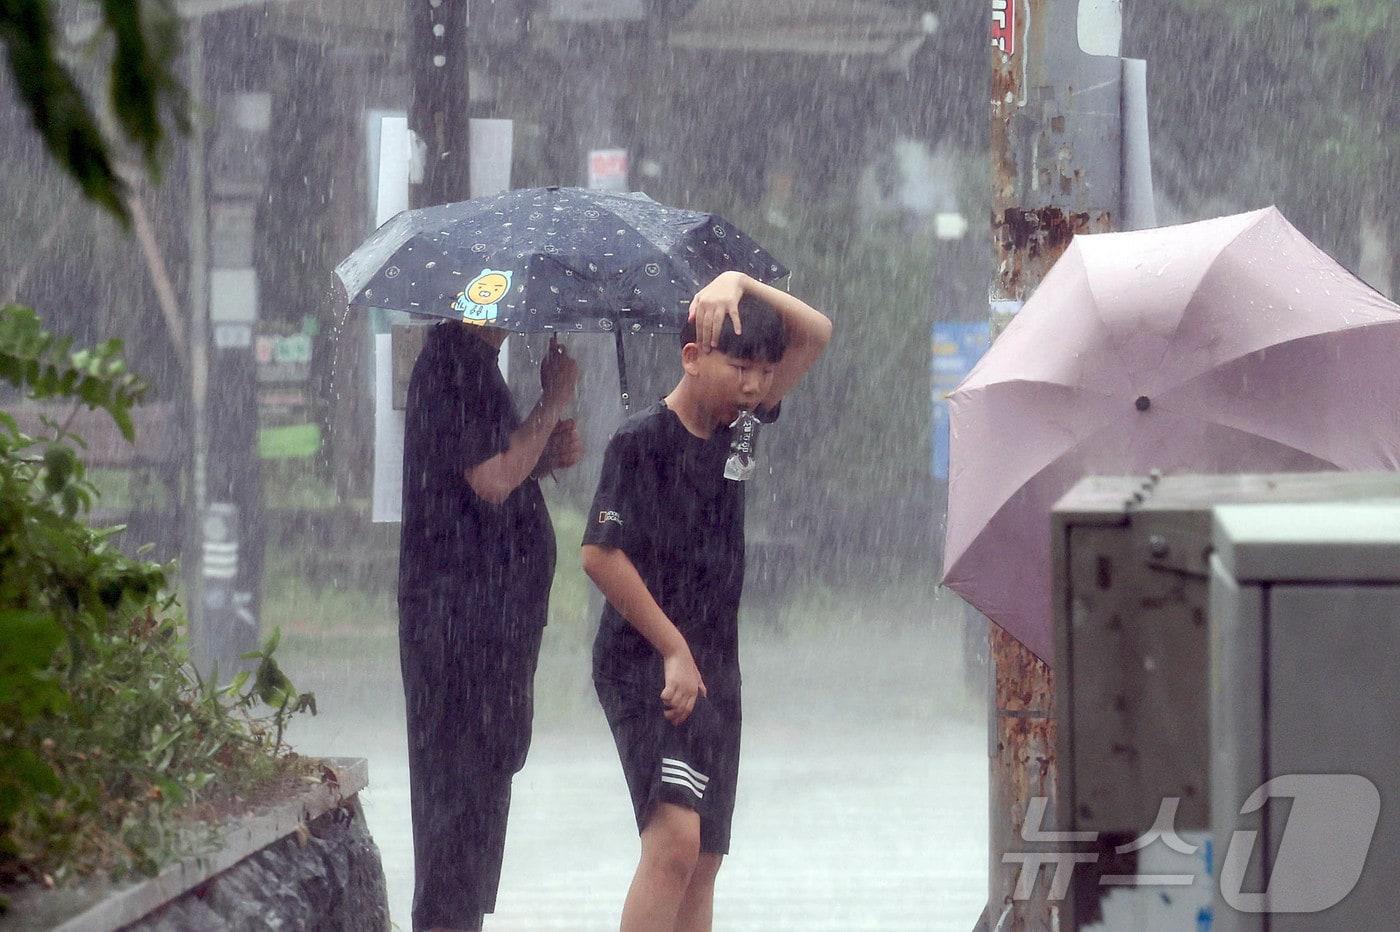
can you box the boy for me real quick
[581,270,832,931]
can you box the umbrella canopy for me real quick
[334,186,787,334]
[942,207,1400,663]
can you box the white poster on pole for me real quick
[371,115,410,523]
[372,334,404,524]
[371,116,515,522]
[470,118,514,199]
[471,118,514,381]
[375,115,410,227]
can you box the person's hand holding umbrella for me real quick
[537,419,584,475]
[539,333,579,408]
[532,336,582,480]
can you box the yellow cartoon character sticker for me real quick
[452,269,512,324]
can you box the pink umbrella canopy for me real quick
[942,207,1400,663]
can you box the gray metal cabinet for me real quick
[1210,502,1400,931]
[1051,472,1400,929]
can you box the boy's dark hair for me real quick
[681,295,788,363]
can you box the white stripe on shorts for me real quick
[660,758,710,786]
[661,770,706,799]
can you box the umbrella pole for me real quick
[614,326,630,412]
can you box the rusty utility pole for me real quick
[985,0,1128,928]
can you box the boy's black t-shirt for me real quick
[584,400,775,694]
[398,321,554,639]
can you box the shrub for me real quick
[0,305,312,897]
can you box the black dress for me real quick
[397,322,554,930]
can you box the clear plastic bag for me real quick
[724,409,762,481]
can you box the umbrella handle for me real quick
[614,325,630,412]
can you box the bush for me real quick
[0,306,312,896]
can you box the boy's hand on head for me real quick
[688,271,748,352]
[660,648,707,725]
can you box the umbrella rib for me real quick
[1151,318,1400,469]
[1161,315,1400,393]
[1074,211,1269,396]
[1153,209,1275,380]
[575,205,700,304]
[1184,417,1343,472]
[947,379,1126,535]
[1074,248,1143,396]
[599,207,686,273]
[954,376,1124,405]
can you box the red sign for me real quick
[587,148,629,192]
[992,0,1014,55]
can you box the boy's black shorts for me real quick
[594,675,741,855]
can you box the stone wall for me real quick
[127,797,388,931]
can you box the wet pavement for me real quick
[283,607,987,930]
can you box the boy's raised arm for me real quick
[688,270,833,409]
[581,544,707,724]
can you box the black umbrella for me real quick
[334,186,788,407]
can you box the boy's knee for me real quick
[691,852,723,884]
[643,804,701,881]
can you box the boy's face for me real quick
[683,344,777,426]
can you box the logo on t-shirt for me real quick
[598,510,623,527]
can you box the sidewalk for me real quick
[283,607,987,930]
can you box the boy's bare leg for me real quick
[674,853,722,932]
[620,803,701,932]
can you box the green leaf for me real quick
[0,2,130,224]
[41,445,76,494]
[0,306,148,446]
[0,609,64,678]
[225,670,250,697]
[0,0,190,223]
[60,486,81,518]
[0,748,61,823]
[253,654,293,706]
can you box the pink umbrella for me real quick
[942,207,1400,663]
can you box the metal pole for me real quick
[186,18,210,664]
[986,0,1124,927]
[409,0,472,209]
[203,88,273,678]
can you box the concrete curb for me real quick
[2,757,369,932]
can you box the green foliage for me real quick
[1145,0,1397,265]
[0,309,313,887]
[0,0,188,226]
[0,612,65,837]
[0,305,146,442]
[1192,0,1396,40]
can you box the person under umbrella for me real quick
[337,186,786,932]
[397,321,580,932]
